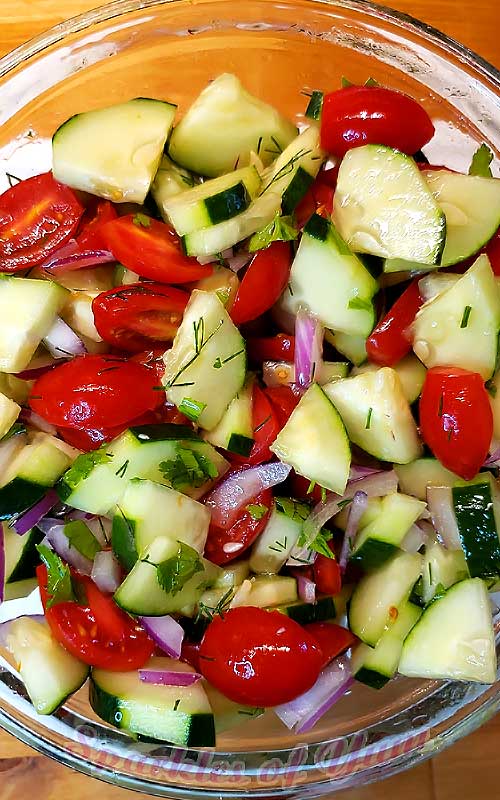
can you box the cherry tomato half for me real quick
[264,385,300,429]
[92,282,189,352]
[198,606,323,706]
[0,172,84,271]
[295,168,337,229]
[320,86,435,158]
[419,367,493,480]
[313,543,342,596]
[230,241,292,325]
[29,354,161,430]
[247,334,295,363]
[101,214,212,283]
[230,384,281,467]
[304,622,357,669]
[37,565,154,670]
[77,200,118,250]
[288,472,324,503]
[366,279,422,366]
[204,488,273,565]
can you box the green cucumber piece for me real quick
[326,330,367,367]
[277,595,336,625]
[3,525,43,583]
[151,155,198,217]
[395,457,461,501]
[351,492,426,569]
[260,125,324,214]
[351,355,426,404]
[452,474,500,579]
[204,684,264,733]
[304,90,324,121]
[203,375,254,456]
[231,574,298,609]
[213,560,250,590]
[0,394,20,440]
[422,537,469,605]
[249,498,307,574]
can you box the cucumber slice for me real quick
[0,393,20,439]
[351,492,426,570]
[213,560,250,590]
[304,91,324,122]
[324,368,422,464]
[3,525,43,583]
[326,330,367,367]
[4,578,38,601]
[90,657,215,746]
[333,145,446,264]
[412,254,500,380]
[395,458,461,501]
[260,125,325,214]
[417,272,459,303]
[112,478,210,568]
[281,214,377,337]
[5,617,89,714]
[422,538,469,605]
[53,98,176,203]
[231,574,298,608]
[277,595,336,625]
[113,265,141,287]
[58,424,229,515]
[352,602,422,689]
[0,276,68,373]
[168,73,297,177]
[422,169,500,266]
[204,684,264,733]
[398,578,496,683]
[114,536,220,616]
[0,374,31,405]
[164,166,261,236]
[249,498,308,574]
[348,551,423,646]
[151,155,198,217]
[203,375,254,457]
[351,355,426,405]
[270,383,351,495]
[163,290,246,430]
[452,474,500,579]
[61,291,103,343]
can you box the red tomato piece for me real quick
[0,172,84,271]
[288,472,324,503]
[198,606,323,706]
[264,385,300,429]
[77,200,118,250]
[180,640,201,673]
[313,542,342,596]
[295,169,337,229]
[485,227,500,276]
[246,334,295,363]
[92,282,189,352]
[101,214,212,283]
[320,86,434,158]
[204,488,272,565]
[304,622,357,669]
[419,367,493,480]
[366,279,423,366]
[230,384,280,467]
[37,565,154,671]
[230,241,292,325]
[29,354,162,430]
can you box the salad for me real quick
[0,72,499,748]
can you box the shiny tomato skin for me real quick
[37,565,154,671]
[229,384,280,467]
[313,543,342,596]
[204,488,272,565]
[29,354,162,430]
[419,367,493,480]
[198,606,323,706]
[92,282,189,352]
[320,86,434,158]
[247,334,295,363]
[101,214,212,283]
[289,472,324,503]
[366,279,422,366]
[77,200,118,250]
[0,172,84,271]
[295,169,337,229]
[230,242,292,325]
[304,622,357,669]
[181,640,201,672]
[264,385,300,429]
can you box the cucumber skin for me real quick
[89,679,216,747]
[8,527,44,583]
[111,514,138,571]
[354,667,390,690]
[205,183,250,225]
[226,433,254,457]
[282,167,315,215]
[350,540,398,571]
[278,595,336,624]
[0,478,47,520]
[453,482,500,578]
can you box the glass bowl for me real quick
[0,0,499,795]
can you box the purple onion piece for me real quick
[426,486,461,549]
[43,249,115,272]
[18,409,57,435]
[296,574,316,604]
[9,490,59,537]
[91,550,121,593]
[139,669,201,687]
[139,615,184,659]
[45,523,94,575]
[294,307,323,390]
[43,317,87,359]
[339,491,369,572]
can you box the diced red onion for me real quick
[43,247,115,272]
[296,574,316,604]
[227,252,251,273]
[40,239,80,267]
[426,486,461,549]
[401,522,428,553]
[9,490,59,537]
[139,669,202,686]
[0,588,44,627]
[294,307,323,390]
[43,317,87,359]
[339,491,368,572]
[274,654,353,734]
[139,615,184,659]
[484,445,500,467]
[42,521,94,574]
[205,462,292,530]
[286,543,317,567]
[303,470,398,547]
[348,464,383,481]
[19,408,57,436]
[91,550,121,593]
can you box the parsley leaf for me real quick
[36,545,74,608]
[133,212,152,228]
[460,305,472,328]
[62,450,113,491]
[178,397,206,422]
[64,520,101,560]
[246,503,268,520]
[248,213,298,253]
[153,541,203,596]
[275,497,309,523]
[309,530,335,559]
[159,446,217,492]
[468,143,493,177]
[196,587,234,622]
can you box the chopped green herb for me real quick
[213,348,246,370]
[64,520,101,561]
[260,148,313,195]
[165,316,224,390]
[148,541,203,596]
[468,143,493,177]
[337,497,353,510]
[178,397,206,422]
[460,305,472,328]
[365,407,373,430]
[133,212,152,228]
[275,497,309,523]
[248,213,298,253]
[237,707,264,717]
[6,172,21,188]
[254,414,271,434]
[270,536,288,552]
[115,459,130,478]
[320,486,327,503]
[173,698,181,712]
[36,545,74,608]
[159,446,217,492]
[246,503,269,520]
[62,450,113,491]
[196,587,234,622]
[341,76,353,88]
[0,422,26,443]
[310,530,335,559]
[364,77,379,87]
[348,297,372,312]
[306,480,316,495]
[216,287,231,306]
[486,380,498,398]
[257,136,263,155]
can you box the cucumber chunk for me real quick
[151,155,198,216]
[348,551,423,646]
[231,574,298,608]
[352,602,422,688]
[281,214,377,337]
[203,375,254,456]
[422,538,469,605]
[5,617,89,714]
[163,290,246,430]
[213,560,250,590]
[326,330,367,367]
[398,578,496,683]
[351,492,426,569]
[270,383,351,495]
[452,474,500,580]
[422,169,500,266]
[324,368,422,464]
[249,498,308,574]
[204,684,264,733]
[277,595,336,625]
[90,657,215,746]
[333,145,446,264]
[0,276,68,373]
[351,355,426,405]
[0,393,20,439]
[53,98,176,203]
[168,73,297,177]
[412,254,500,380]
[260,125,325,214]
[3,525,43,583]
[395,457,461,501]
